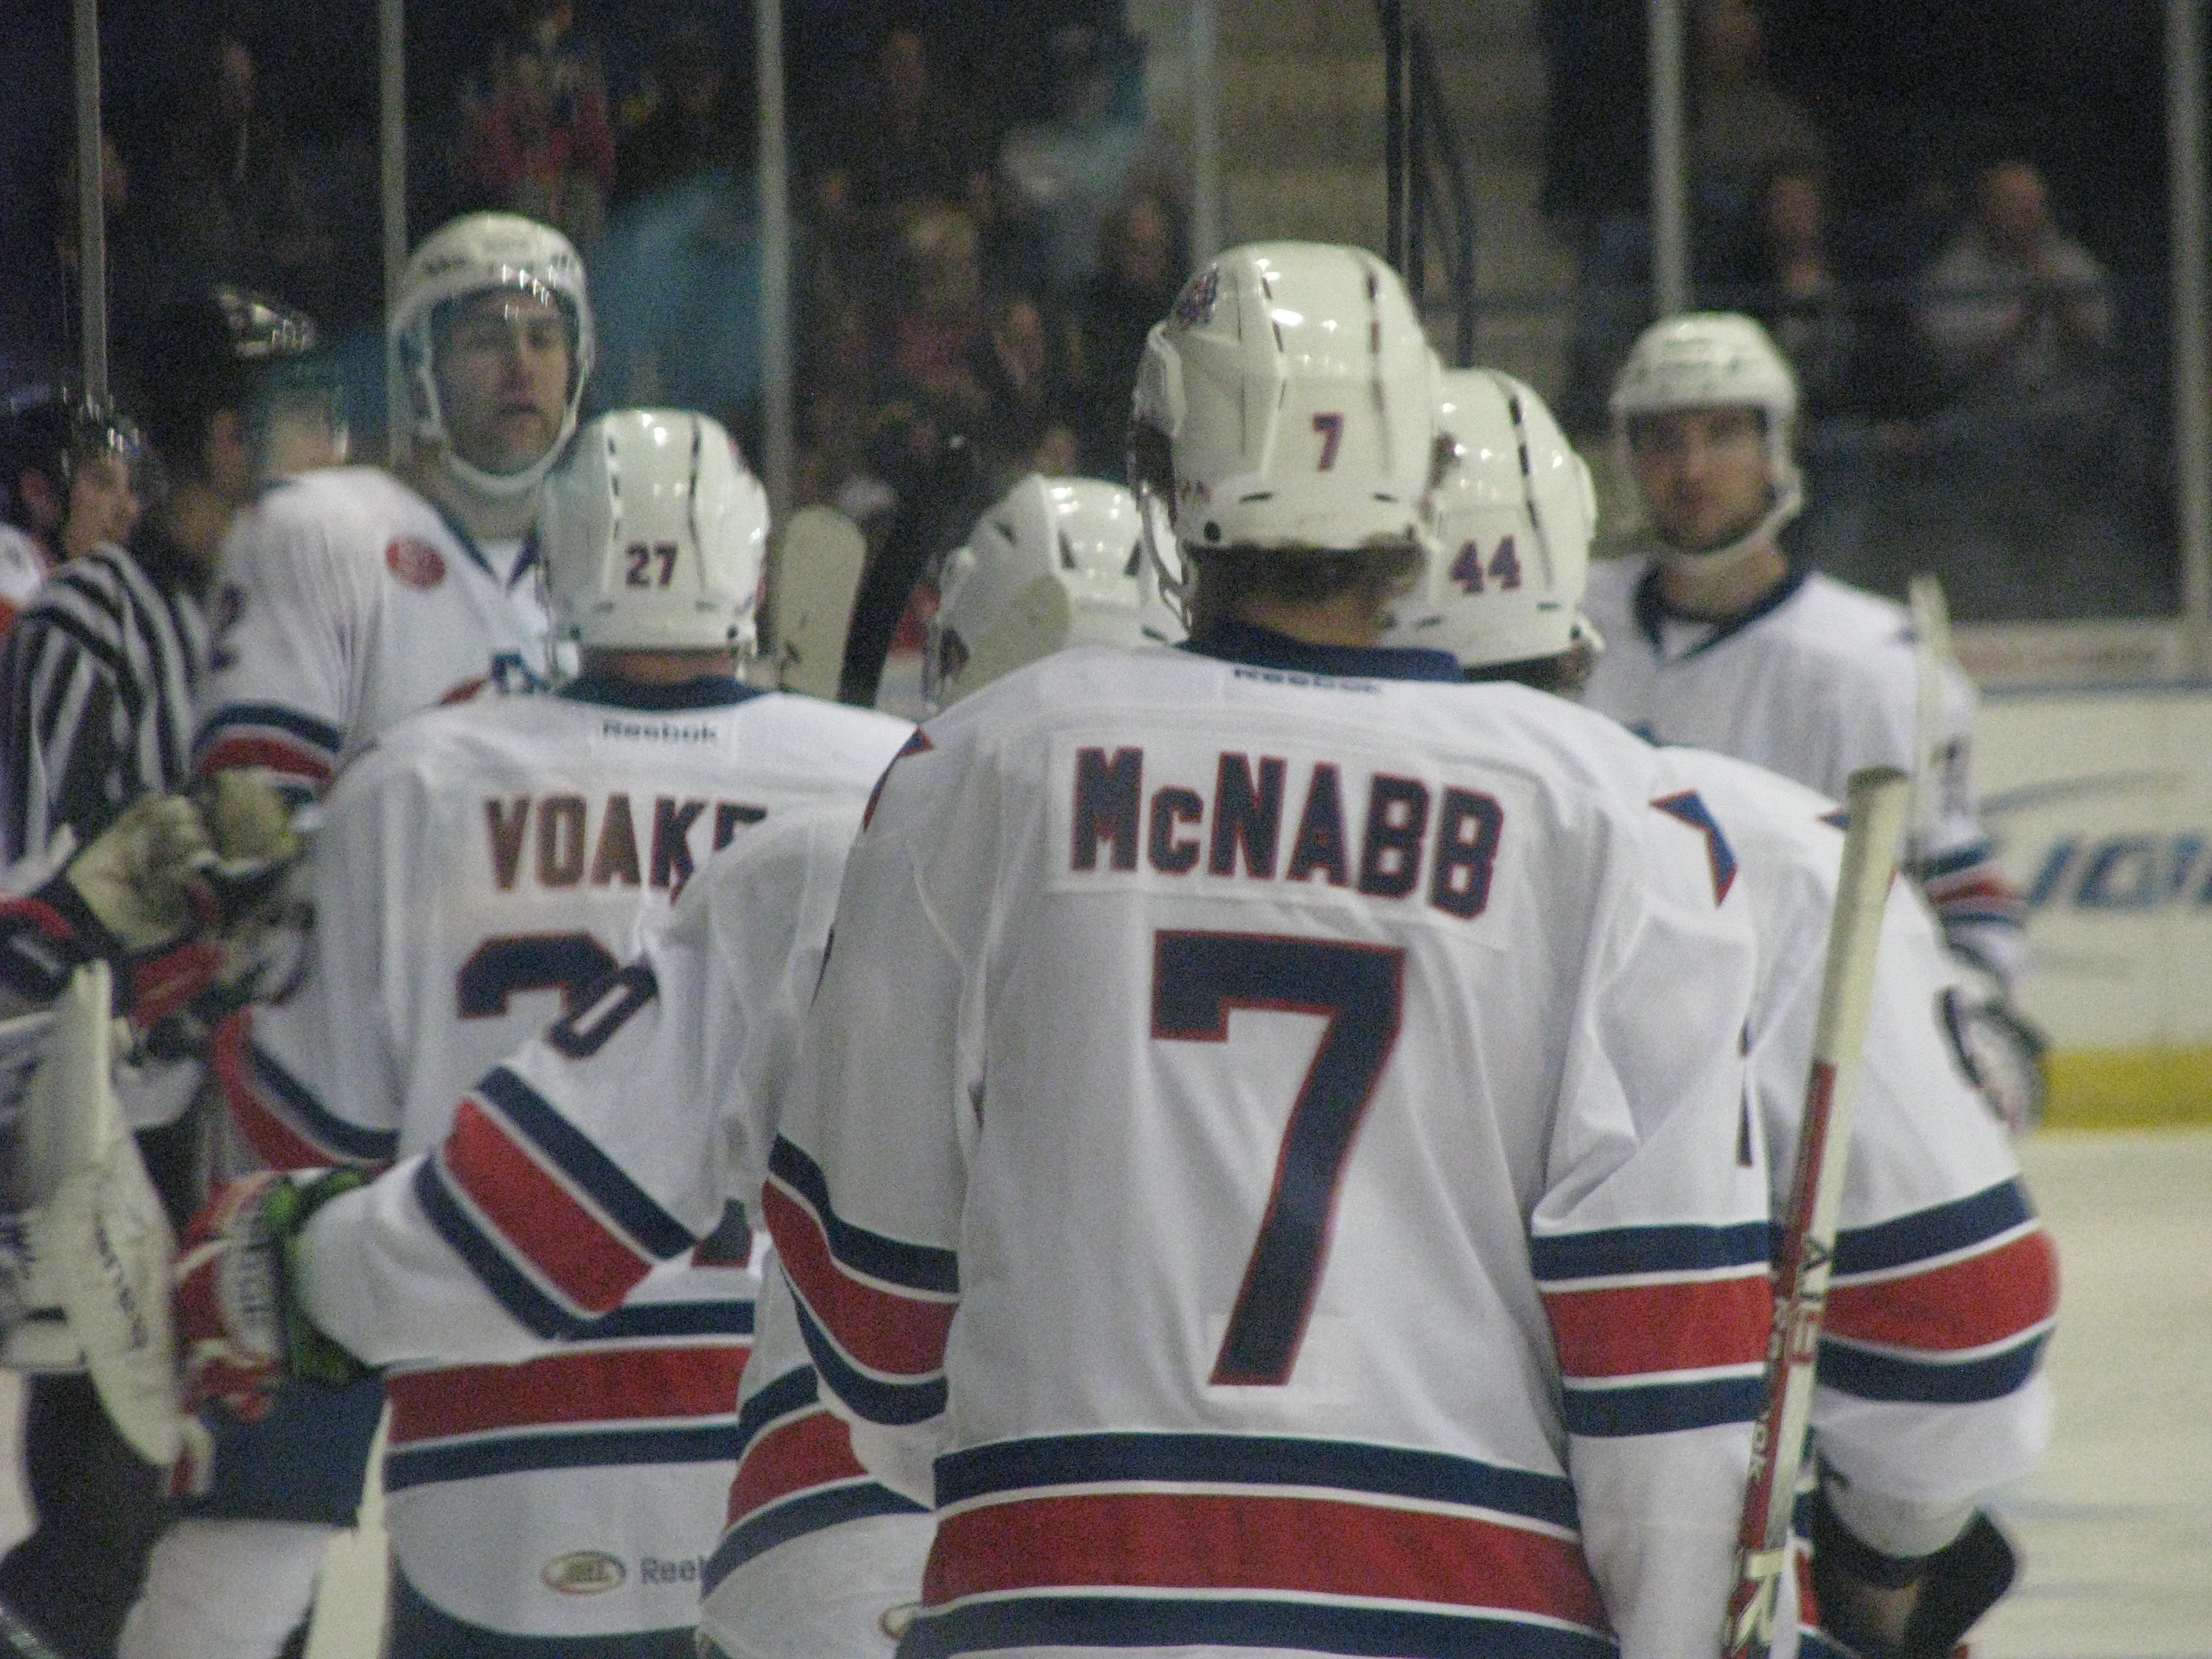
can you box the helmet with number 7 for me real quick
[1129,242,1437,614]
[1388,369,1599,668]
[388,212,596,499]
[925,474,1180,710]
[538,409,767,655]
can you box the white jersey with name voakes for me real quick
[1649,745,2055,1652]
[218,680,912,1640]
[1582,560,2026,982]
[193,466,554,790]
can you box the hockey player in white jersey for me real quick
[193,211,594,793]
[1393,365,2056,1659]
[136,412,913,1659]
[1579,315,2042,1125]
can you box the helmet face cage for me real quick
[926,474,1158,710]
[1135,243,1438,567]
[389,213,595,499]
[539,409,766,655]
[1387,369,1598,670]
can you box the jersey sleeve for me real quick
[1529,790,1771,1659]
[298,807,859,1367]
[194,485,371,790]
[762,729,981,1507]
[209,743,420,1172]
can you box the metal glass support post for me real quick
[758,0,792,520]
[1382,0,1404,274]
[1191,0,1222,264]
[1648,0,1689,319]
[380,0,407,462]
[2168,0,2212,672]
[73,0,106,398]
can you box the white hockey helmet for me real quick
[1129,241,1437,613]
[539,409,767,655]
[388,211,596,499]
[1609,311,1801,567]
[1389,369,1599,669]
[926,474,1179,709]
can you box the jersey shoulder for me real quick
[1581,554,1649,635]
[226,467,444,577]
[729,692,916,782]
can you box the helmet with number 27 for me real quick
[1129,242,1437,613]
[538,409,768,655]
[1389,369,1599,670]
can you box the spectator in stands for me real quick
[142,36,333,319]
[1740,152,1856,419]
[996,23,1165,297]
[1693,0,1824,245]
[455,0,616,249]
[1067,184,1183,476]
[1919,157,2112,419]
[613,16,739,211]
[816,23,985,234]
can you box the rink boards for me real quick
[1981,686,2212,1126]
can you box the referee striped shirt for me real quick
[1,527,209,861]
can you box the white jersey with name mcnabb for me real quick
[1650,747,2055,1652]
[194,466,553,790]
[764,639,1771,1659]
[1582,560,2025,981]
[220,680,912,1639]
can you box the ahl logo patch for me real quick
[1172,264,1220,330]
[542,1551,626,1595]
[386,538,447,590]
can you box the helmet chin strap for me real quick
[438,424,569,501]
[1652,465,1804,578]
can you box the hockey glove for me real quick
[1809,1481,2020,1659]
[173,1168,371,1425]
[1940,971,2048,1137]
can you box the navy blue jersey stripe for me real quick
[476,1065,694,1260]
[1831,1181,2032,1277]
[903,1595,1618,1659]
[1816,1332,2047,1404]
[413,1158,586,1340]
[703,1479,927,1593]
[196,701,344,756]
[792,1293,947,1426]
[934,1433,1578,1531]
[384,1422,740,1490]
[1529,1221,1771,1282]
[733,1365,819,1457]
[769,1135,960,1294]
[1916,842,1997,880]
[586,1300,753,1342]
[249,1039,399,1163]
[1561,1374,1765,1437]
[391,1574,692,1659]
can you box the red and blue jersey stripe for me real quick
[1531,1221,1772,1437]
[193,702,344,789]
[416,1063,697,1340]
[904,1431,1613,1659]
[211,1012,398,1171]
[1818,1179,2057,1404]
[704,1361,928,1597]
[761,1134,958,1427]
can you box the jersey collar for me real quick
[1631,557,1809,660]
[1181,618,1465,682]
[557,672,763,710]
[426,496,541,592]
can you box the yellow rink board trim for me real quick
[2042,1048,2212,1129]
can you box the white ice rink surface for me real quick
[3,1128,2205,1656]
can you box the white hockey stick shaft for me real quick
[1722,766,1911,1659]
[1907,573,1953,868]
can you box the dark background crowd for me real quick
[0,0,2188,626]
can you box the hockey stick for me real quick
[1721,765,1911,1659]
[771,507,869,702]
[1906,573,1953,873]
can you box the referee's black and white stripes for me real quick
[0,530,208,861]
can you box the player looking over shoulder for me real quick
[0,386,144,638]
[762,243,1771,1658]
[1395,366,2057,1659]
[132,411,914,1659]
[193,211,594,795]
[1580,315,2042,1126]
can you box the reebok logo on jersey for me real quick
[598,718,718,743]
[386,537,448,590]
[1065,744,1504,920]
[483,793,766,896]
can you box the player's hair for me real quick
[1189,538,1422,632]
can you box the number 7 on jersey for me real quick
[1151,930,1405,1386]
